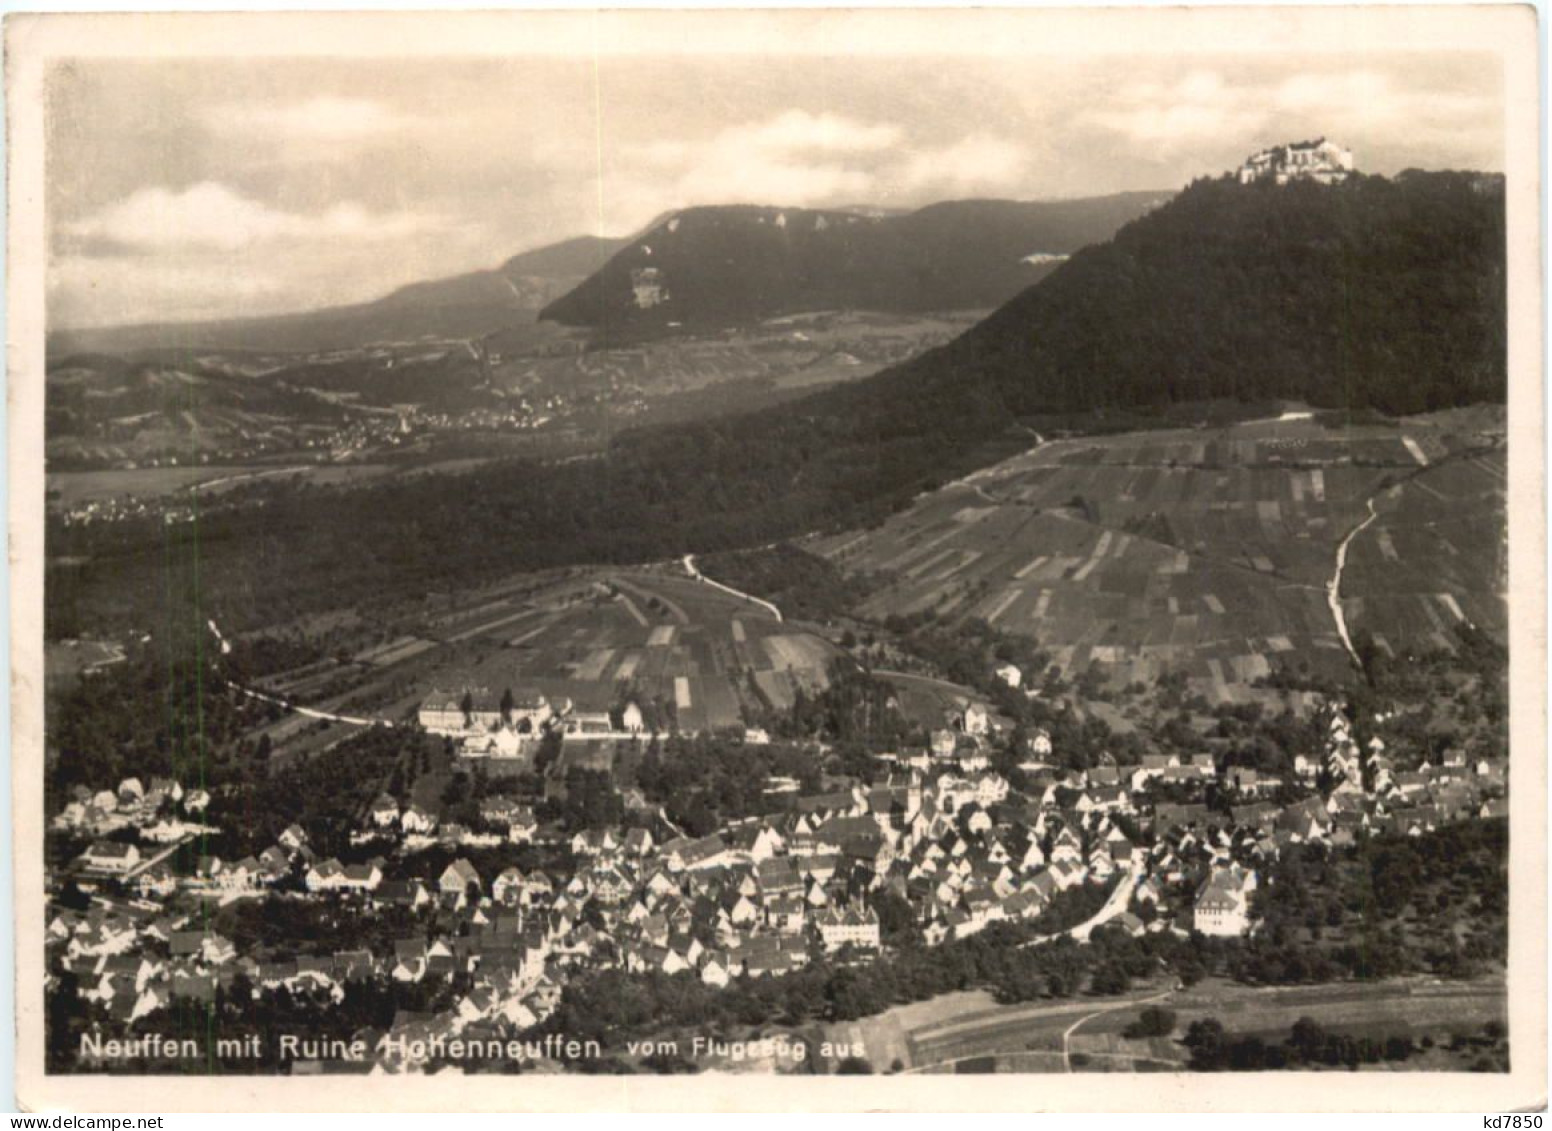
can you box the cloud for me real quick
[612,110,1032,226]
[629,110,904,211]
[1081,64,1501,169]
[738,109,903,153]
[1082,69,1270,152]
[899,134,1029,196]
[60,182,446,254]
[202,95,416,142]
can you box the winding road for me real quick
[682,554,783,622]
[1327,495,1383,666]
[1019,867,1143,949]
[206,620,397,730]
[1060,986,1177,1071]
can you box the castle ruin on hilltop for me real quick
[1238,138,1354,185]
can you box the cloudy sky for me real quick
[46,48,1503,328]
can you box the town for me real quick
[46,644,1509,1073]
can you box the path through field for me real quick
[682,554,784,622]
[207,619,398,730]
[1328,496,1383,665]
[1061,987,1175,1071]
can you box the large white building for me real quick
[816,903,881,953]
[419,688,553,737]
[1238,138,1354,186]
[1193,866,1259,937]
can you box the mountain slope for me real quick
[48,235,626,356]
[896,171,1506,418]
[539,193,1172,330]
[49,170,1507,636]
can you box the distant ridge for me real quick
[539,192,1173,331]
[48,234,627,356]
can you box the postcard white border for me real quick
[7,5,1545,1112]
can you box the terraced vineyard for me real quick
[809,409,1506,703]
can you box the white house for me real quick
[1193,867,1258,937]
[80,841,139,875]
[816,903,881,953]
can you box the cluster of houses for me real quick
[55,776,212,841]
[49,685,1509,1072]
[56,776,215,883]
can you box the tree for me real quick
[872,891,919,946]
[1184,1017,1228,1071]
[460,690,475,727]
[1289,1016,1328,1063]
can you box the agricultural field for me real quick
[495,309,983,400]
[830,976,1506,1074]
[1338,444,1509,657]
[808,409,1506,704]
[240,564,840,749]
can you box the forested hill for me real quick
[539,193,1172,330]
[49,171,1507,636]
[886,170,1506,417]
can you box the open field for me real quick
[809,410,1506,703]
[1340,445,1509,656]
[829,975,1506,1074]
[44,638,126,689]
[244,564,839,743]
[499,309,983,399]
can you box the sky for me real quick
[46,48,1504,329]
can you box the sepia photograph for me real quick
[6,5,1545,1113]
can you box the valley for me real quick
[47,308,980,520]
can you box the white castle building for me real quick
[1238,138,1354,186]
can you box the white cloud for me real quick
[1082,65,1500,168]
[900,134,1028,196]
[626,110,903,209]
[203,95,415,141]
[739,109,903,153]
[1083,69,1270,152]
[61,182,445,253]
[614,110,1028,222]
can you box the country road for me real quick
[1060,986,1175,1071]
[886,975,1503,1075]
[898,983,1178,1075]
[207,620,397,730]
[1020,867,1142,949]
[682,554,783,622]
[1328,495,1383,665]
